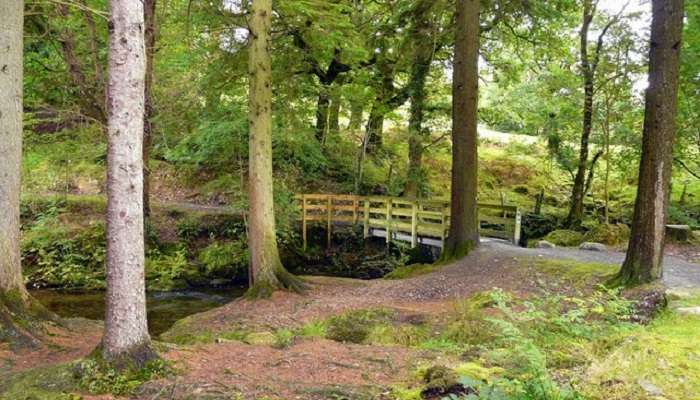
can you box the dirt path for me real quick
[500,241,700,290]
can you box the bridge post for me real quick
[513,209,522,245]
[326,195,332,248]
[302,194,307,250]
[363,199,370,238]
[386,199,393,244]
[411,202,418,248]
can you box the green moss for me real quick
[581,311,700,399]
[584,223,631,246]
[439,239,477,263]
[543,229,585,247]
[0,363,79,400]
[422,366,459,392]
[384,263,441,280]
[534,258,620,284]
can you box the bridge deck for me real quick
[296,194,521,249]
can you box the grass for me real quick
[581,310,700,399]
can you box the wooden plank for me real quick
[479,216,516,226]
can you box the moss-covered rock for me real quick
[584,223,630,246]
[543,229,585,247]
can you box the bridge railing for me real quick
[295,194,521,249]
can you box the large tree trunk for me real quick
[247,0,305,298]
[617,0,684,285]
[442,0,480,260]
[0,0,53,350]
[405,0,436,198]
[143,0,156,218]
[102,0,157,367]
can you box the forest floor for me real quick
[2,241,700,399]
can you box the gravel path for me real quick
[482,240,700,290]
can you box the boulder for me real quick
[535,240,556,249]
[666,225,692,243]
[579,242,607,252]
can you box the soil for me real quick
[2,240,699,399]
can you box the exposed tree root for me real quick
[438,239,477,264]
[0,290,58,351]
[246,264,309,299]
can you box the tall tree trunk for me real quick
[0,0,40,349]
[442,0,480,260]
[603,94,612,224]
[55,4,107,124]
[365,103,385,151]
[315,85,330,143]
[328,77,344,137]
[103,0,157,367]
[617,0,684,285]
[143,0,157,218]
[247,0,305,297]
[405,0,436,198]
[567,0,596,227]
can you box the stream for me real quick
[31,287,246,337]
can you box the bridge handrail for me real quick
[295,193,521,249]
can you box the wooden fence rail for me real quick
[295,194,521,250]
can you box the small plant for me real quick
[325,308,394,344]
[74,358,170,396]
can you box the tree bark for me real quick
[405,0,437,198]
[567,0,596,227]
[348,101,363,131]
[143,0,157,218]
[247,0,305,297]
[1,0,55,350]
[103,0,157,367]
[617,0,684,285]
[442,0,480,260]
[315,85,330,143]
[54,4,107,124]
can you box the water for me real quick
[31,287,246,337]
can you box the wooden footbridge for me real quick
[295,194,521,249]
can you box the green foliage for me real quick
[22,221,107,290]
[74,358,170,396]
[197,241,248,278]
[325,308,395,344]
[145,248,192,291]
